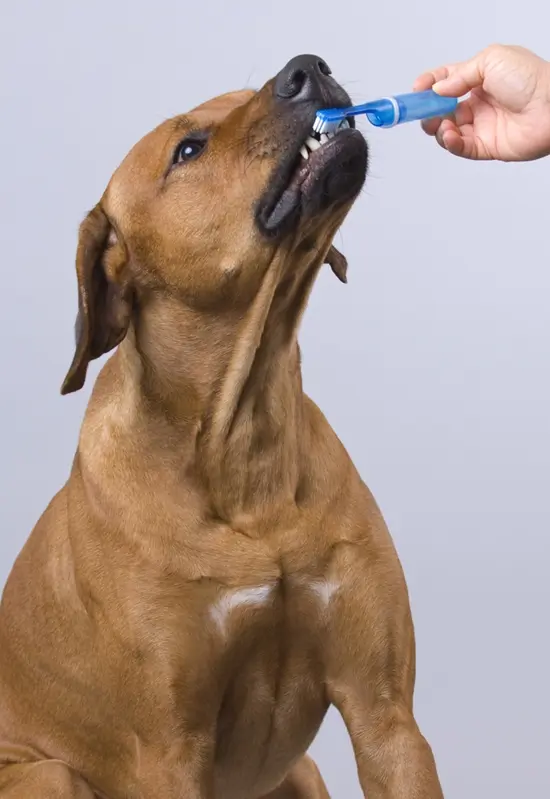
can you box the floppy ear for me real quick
[61,204,133,395]
[325,244,348,284]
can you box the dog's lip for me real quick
[256,119,365,237]
[280,124,356,198]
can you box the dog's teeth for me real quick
[300,145,309,160]
[320,133,329,145]
[305,136,321,151]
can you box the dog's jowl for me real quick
[0,55,443,799]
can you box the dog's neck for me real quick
[107,254,322,529]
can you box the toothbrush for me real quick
[313,90,458,134]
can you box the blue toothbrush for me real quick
[312,90,458,134]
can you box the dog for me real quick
[0,55,443,798]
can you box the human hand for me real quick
[413,44,550,161]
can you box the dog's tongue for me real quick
[265,161,309,232]
[265,185,301,231]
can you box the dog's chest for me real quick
[205,574,338,796]
[207,574,339,636]
[208,583,275,634]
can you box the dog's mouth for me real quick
[256,116,368,238]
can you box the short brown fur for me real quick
[0,68,443,799]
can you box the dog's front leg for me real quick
[323,539,444,799]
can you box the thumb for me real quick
[432,56,485,97]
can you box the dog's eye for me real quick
[173,137,208,164]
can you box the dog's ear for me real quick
[326,245,348,284]
[61,205,133,395]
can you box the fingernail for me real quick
[432,81,444,94]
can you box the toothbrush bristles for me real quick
[313,117,338,135]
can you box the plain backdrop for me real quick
[1,2,549,797]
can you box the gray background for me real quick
[1,1,549,797]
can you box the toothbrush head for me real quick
[313,107,350,135]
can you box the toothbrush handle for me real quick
[393,90,458,125]
[348,91,458,128]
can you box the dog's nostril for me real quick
[293,69,307,91]
[274,55,334,101]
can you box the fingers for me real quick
[432,57,484,97]
[413,66,453,92]
[454,100,475,127]
[421,115,444,136]
[435,119,466,156]
[420,98,474,135]
[418,96,486,159]
[416,51,490,99]
[426,117,491,160]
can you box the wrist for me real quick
[543,61,550,156]
[542,58,550,97]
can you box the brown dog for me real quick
[0,55,443,798]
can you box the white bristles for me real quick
[313,116,327,134]
[313,115,350,134]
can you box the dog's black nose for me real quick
[274,54,333,102]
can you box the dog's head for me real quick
[61,55,368,395]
